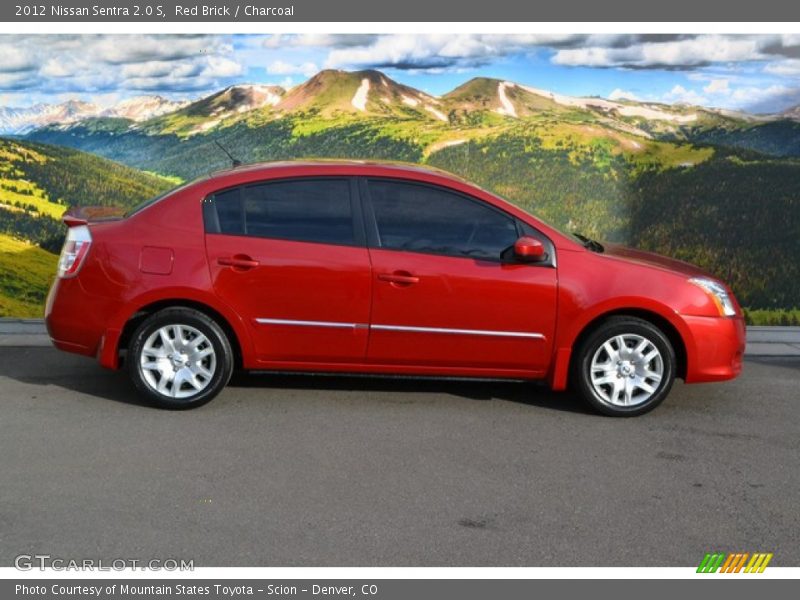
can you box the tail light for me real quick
[57,224,92,278]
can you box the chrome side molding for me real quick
[256,318,545,340]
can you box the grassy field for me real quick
[0,137,177,317]
[743,308,800,326]
[0,177,66,219]
[0,233,57,317]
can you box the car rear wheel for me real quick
[572,316,676,417]
[127,307,234,409]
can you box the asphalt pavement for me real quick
[0,345,798,567]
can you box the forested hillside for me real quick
[0,138,175,316]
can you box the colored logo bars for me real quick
[697,552,773,573]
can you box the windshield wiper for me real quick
[573,233,604,253]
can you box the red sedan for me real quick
[45,161,745,416]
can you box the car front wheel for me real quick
[127,307,234,409]
[572,316,676,417]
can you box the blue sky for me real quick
[1,34,799,113]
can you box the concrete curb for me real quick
[2,319,799,356]
[0,318,51,347]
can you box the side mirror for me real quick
[513,236,547,262]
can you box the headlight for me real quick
[689,277,737,317]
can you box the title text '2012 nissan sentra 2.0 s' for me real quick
[45,161,745,416]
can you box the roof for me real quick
[208,159,471,184]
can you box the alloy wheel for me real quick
[589,333,664,408]
[139,324,217,399]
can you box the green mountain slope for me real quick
[142,84,285,136]
[0,138,175,316]
[675,120,800,157]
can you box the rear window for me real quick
[206,178,356,246]
[124,182,189,218]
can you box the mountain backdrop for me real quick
[2,69,799,317]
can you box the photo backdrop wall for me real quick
[1,34,799,319]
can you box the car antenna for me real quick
[214,141,242,168]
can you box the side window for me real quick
[212,179,355,245]
[367,179,519,260]
[214,188,243,234]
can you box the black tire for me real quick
[571,316,676,417]
[127,307,234,409]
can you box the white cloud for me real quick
[553,36,763,68]
[40,58,80,78]
[650,80,800,113]
[728,84,798,112]
[264,34,379,49]
[608,88,639,101]
[203,56,244,78]
[0,44,37,73]
[0,72,33,90]
[764,59,800,77]
[323,34,593,70]
[93,35,226,65]
[266,60,319,77]
[0,35,245,97]
[318,33,800,75]
[122,61,198,79]
[663,85,708,105]
[703,79,731,95]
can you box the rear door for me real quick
[362,178,557,374]
[204,177,372,364]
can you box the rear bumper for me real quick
[45,277,120,368]
[683,315,746,383]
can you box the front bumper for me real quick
[682,314,746,383]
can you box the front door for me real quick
[363,179,557,374]
[204,177,371,364]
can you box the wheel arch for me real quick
[116,298,246,370]
[549,307,688,391]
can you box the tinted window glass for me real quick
[368,180,518,260]
[214,179,354,245]
[214,188,243,234]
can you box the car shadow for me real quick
[227,371,592,414]
[745,356,800,373]
[7,361,153,408]
[1,347,590,414]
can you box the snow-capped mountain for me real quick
[6,69,799,139]
[0,100,100,134]
[781,105,800,121]
[177,84,285,117]
[100,96,189,121]
[0,96,189,134]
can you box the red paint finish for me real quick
[45,160,745,392]
[367,248,556,372]
[139,246,174,275]
[513,236,546,261]
[205,235,372,363]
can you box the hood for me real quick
[601,242,712,278]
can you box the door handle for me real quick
[218,255,260,270]
[378,271,420,285]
